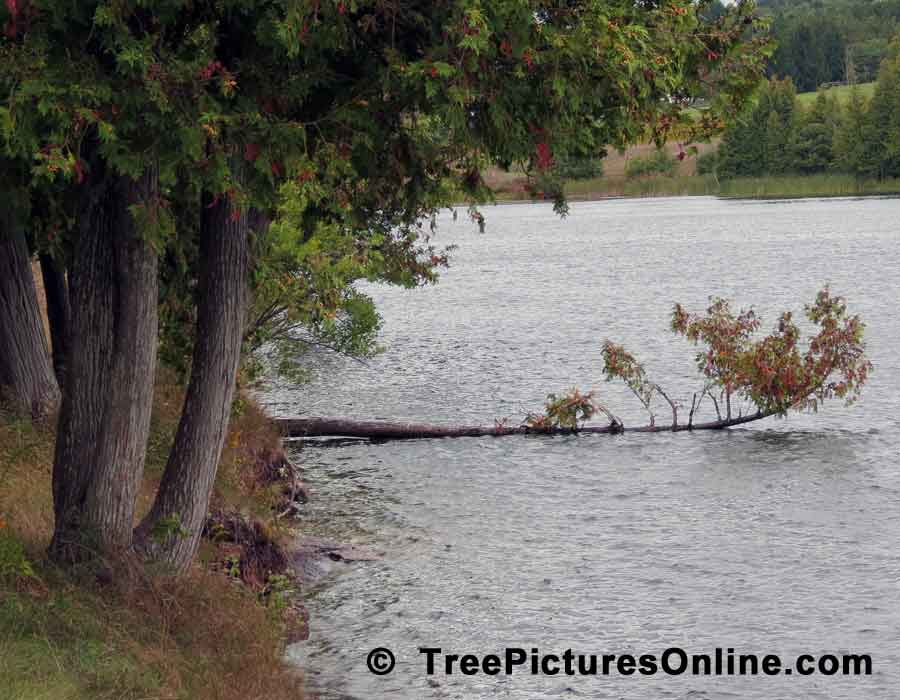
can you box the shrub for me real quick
[554,155,604,180]
[697,150,719,175]
[625,149,677,178]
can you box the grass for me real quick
[718,174,900,199]
[564,174,720,198]
[796,82,875,108]
[491,172,900,202]
[0,374,308,700]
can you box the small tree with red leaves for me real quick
[602,287,872,429]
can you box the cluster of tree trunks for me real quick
[0,218,60,419]
[49,161,161,560]
[2,147,258,573]
[134,191,256,573]
[276,411,778,441]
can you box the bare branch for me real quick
[651,383,678,428]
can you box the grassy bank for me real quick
[0,375,307,700]
[490,173,900,202]
[568,174,720,198]
[718,174,900,199]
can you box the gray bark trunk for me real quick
[0,217,60,419]
[277,411,778,440]
[38,253,70,386]
[49,161,159,563]
[135,189,255,573]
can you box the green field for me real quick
[685,82,876,121]
[795,82,875,107]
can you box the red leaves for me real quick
[4,0,19,37]
[522,48,535,70]
[534,142,553,171]
[199,60,223,81]
[73,159,85,185]
[499,40,513,57]
[337,1,346,14]
[671,288,871,415]
[244,143,261,162]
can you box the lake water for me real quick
[262,196,900,700]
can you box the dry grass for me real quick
[482,139,720,200]
[0,376,307,700]
[1,560,306,700]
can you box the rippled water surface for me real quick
[263,197,900,700]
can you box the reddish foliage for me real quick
[523,48,535,70]
[671,288,871,414]
[4,0,18,37]
[534,141,554,170]
[198,60,223,81]
[71,159,85,184]
[244,142,261,162]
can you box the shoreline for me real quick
[476,173,900,206]
[0,381,317,699]
[487,191,900,204]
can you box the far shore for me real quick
[482,173,900,204]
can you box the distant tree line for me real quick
[705,45,900,181]
[759,0,900,90]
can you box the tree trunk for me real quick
[277,411,778,441]
[38,253,70,386]
[135,192,255,573]
[49,161,159,563]
[0,216,60,419]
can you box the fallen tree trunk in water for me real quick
[277,411,778,441]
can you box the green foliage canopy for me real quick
[1,0,770,372]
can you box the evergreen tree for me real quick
[718,78,797,177]
[791,92,835,174]
[868,48,900,178]
[832,86,871,176]
[0,0,768,574]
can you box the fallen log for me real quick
[276,411,777,441]
[276,289,871,443]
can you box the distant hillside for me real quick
[758,0,900,90]
[796,81,875,108]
